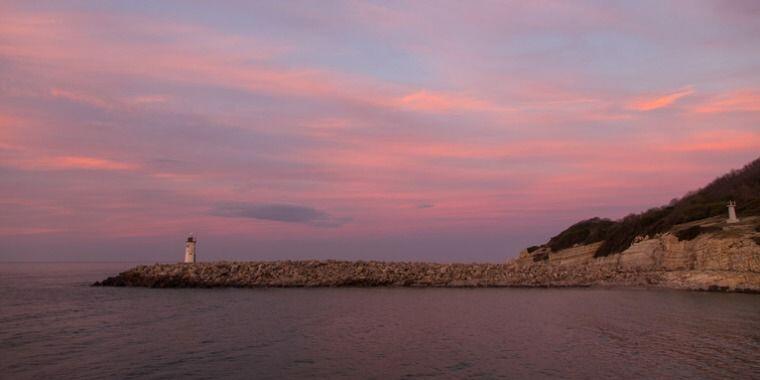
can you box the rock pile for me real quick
[95,261,528,288]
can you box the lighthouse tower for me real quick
[184,233,197,263]
[727,201,739,224]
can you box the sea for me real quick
[1,262,758,379]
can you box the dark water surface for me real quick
[1,262,759,379]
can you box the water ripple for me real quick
[1,263,758,379]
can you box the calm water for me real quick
[1,263,758,379]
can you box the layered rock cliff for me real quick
[509,216,760,292]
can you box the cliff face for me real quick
[510,216,760,292]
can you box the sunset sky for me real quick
[1,1,759,262]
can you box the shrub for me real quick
[675,226,702,241]
[546,218,615,252]
[675,225,721,241]
[532,250,549,262]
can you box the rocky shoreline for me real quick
[95,161,760,293]
[94,216,760,293]
[93,260,759,293]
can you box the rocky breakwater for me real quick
[95,261,509,288]
[93,260,620,289]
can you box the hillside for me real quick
[538,156,760,258]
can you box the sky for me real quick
[1,1,759,262]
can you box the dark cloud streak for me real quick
[211,202,350,227]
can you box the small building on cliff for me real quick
[727,201,740,224]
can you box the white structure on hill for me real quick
[727,201,739,224]
[184,233,197,263]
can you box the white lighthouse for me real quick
[727,201,739,224]
[184,233,197,263]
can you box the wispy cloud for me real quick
[663,130,760,153]
[395,90,504,113]
[50,88,113,109]
[693,90,760,113]
[3,155,138,171]
[211,202,351,228]
[628,87,694,111]
[52,156,136,170]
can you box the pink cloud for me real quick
[0,227,64,236]
[693,90,760,113]
[53,156,137,170]
[50,88,113,109]
[395,90,505,113]
[664,130,760,153]
[0,9,556,121]
[628,87,694,111]
[0,6,642,135]
[6,155,138,171]
[129,94,170,105]
[0,114,20,149]
[0,11,337,102]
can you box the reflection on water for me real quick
[1,262,759,379]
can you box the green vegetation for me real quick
[532,250,549,262]
[674,225,721,241]
[541,156,760,257]
[546,218,615,252]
